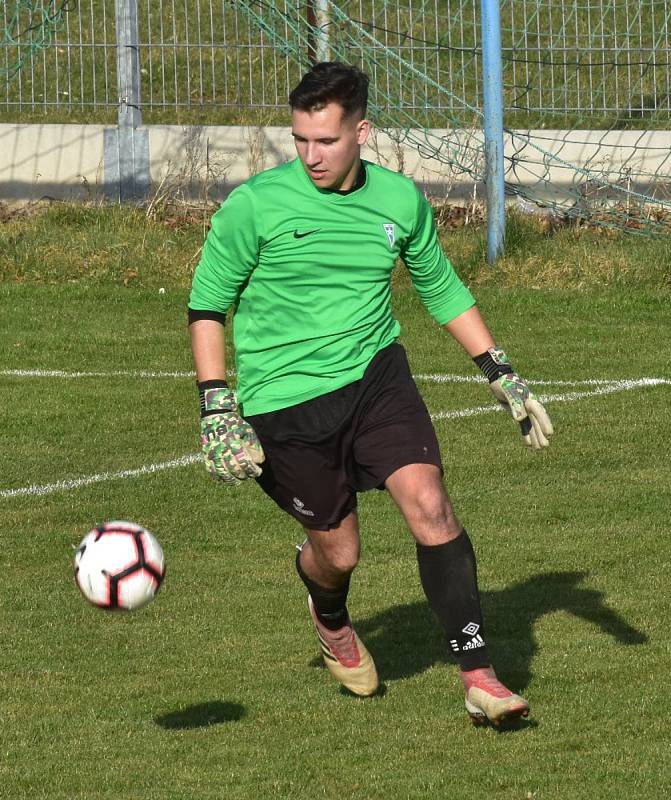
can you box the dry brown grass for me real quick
[1,198,670,291]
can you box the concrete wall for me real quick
[1,123,669,203]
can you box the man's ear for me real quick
[356,118,371,146]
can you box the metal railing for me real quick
[2,0,671,125]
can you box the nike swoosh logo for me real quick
[293,229,321,239]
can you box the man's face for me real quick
[291,101,370,191]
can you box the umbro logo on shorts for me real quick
[292,496,315,516]
[293,229,321,239]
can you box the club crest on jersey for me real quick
[383,223,396,248]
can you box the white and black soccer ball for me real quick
[74,521,166,610]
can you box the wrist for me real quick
[198,379,234,417]
[473,347,514,383]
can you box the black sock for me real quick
[295,548,350,630]
[416,530,490,671]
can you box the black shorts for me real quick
[245,343,442,530]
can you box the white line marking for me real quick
[416,374,671,387]
[537,377,671,401]
[430,378,669,421]
[0,368,197,379]
[1,377,668,500]
[3,368,668,388]
[0,454,201,499]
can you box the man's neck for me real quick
[330,161,366,195]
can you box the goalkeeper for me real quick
[188,62,553,727]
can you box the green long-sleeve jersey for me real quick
[189,157,475,415]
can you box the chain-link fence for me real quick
[2,0,671,126]
[2,0,305,123]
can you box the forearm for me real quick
[190,319,227,382]
[442,306,495,357]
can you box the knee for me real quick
[407,486,461,540]
[310,540,359,580]
[410,484,448,522]
[321,548,359,579]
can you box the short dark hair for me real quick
[289,62,369,118]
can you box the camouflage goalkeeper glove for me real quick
[198,381,265,485]
[474,348,554,450]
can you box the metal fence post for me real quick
[307,1,330,64]
[104,0,150,201]
[480,0,505,263]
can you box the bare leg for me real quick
[385,462,490,669]
[384,463,461,545]
[296,511,379,696]
[299,510,360,588]
[385,462,529,725]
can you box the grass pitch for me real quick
[1,219,670,798]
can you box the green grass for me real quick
[1,212,671,798]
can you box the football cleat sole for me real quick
[465,689,530,728]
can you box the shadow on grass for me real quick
[345,570,648,691]
[154,700,245,730]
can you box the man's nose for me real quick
[306,143,321,165]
